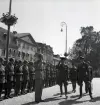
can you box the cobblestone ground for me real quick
[0,78,100,105]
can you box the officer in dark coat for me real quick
[5,58,15,98]
[85,61,93,99]
[45,63,48,87]
[28,62,35,92]
[69,63,77,93]
[21,60,29,94]
[0,58,5,100]
[15,60,23,96]
[57,57,68,97]
[77,56,93,99]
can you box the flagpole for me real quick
[6,0,12,64]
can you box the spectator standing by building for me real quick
[34,53,45,103]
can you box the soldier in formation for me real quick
[0,56,58,101]
[0,58,5,101]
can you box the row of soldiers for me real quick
[0,57,58,101]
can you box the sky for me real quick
[0,0,100,55]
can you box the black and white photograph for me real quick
[0,0,100,105]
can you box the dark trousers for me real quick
[35,79,43,102]
[78,79,92,97]
[71,80,76,91]
[59,80,67,95]
[28,79,35,91]
[15,81,22,95]
[0,83,4,97]
[5,81,13,97]
[21,80,28,93]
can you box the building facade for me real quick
[53,54,60,66]
[37,42,54,64]
[0,27,37,62]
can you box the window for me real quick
[22,43,25,49]
[22,52,25,59]
[8,49,12,57]
[18,51,20,57]
[12,50,16,56]
[1,49,5,56]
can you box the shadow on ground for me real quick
[59,94,100,105]
[53,91,72,97]
[89,96,100,102]
[21,96,64,105]
[59,99,89,105]
[70,93,87,98]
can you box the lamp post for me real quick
[60,22,68,58]
[0,0,18,64]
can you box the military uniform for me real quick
[85,63,93,99]
[15,61,23,96]
[34,60,44,103]
[21,61,29,94]
[5,60,14,98]
[0,62,5,100]
[45,65,48,87]
[77,57,93,99]
[69,64,77,92]
[28,62,35,92]
[77,61,88,97]
[57,58,68,97]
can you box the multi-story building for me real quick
[14,32,37,62]
[53,54,60,66]
[37,42,54,64]
[0,27,37,62]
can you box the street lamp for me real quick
[60,22,68,58]
[0,0,18,64]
